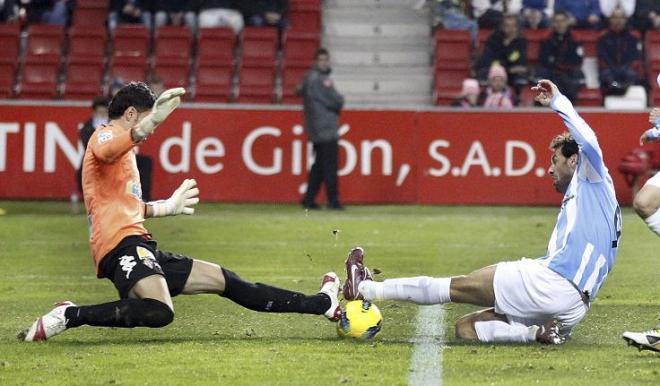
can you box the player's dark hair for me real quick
[549,132,579,158]
[315,48,329,59]
[108,82,156,120]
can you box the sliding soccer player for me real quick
[19,82,341,342]
[344,79,621,345]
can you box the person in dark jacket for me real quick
[109,0,153,31]
[554,0,602,29]
[597,7,642,96]
[238,0,288,29]
[299,48,345,210]
[76,96,110,196]
[476,14,529,89]
[0,0,17,22]
[630,0,660,32]
[537,10,585,103]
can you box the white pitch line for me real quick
[408,305,445,386]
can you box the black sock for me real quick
[220,268,331,315]
[64,298,174,328]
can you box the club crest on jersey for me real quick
[136,246,161,271]
[97,130,113,144]
[125,181,142,199]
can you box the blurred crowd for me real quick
[433,0,660,108]
[0,1,289,33]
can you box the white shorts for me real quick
[646,171,660,188]
[493,258,589,336]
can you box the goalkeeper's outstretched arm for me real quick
[145,179,200,218]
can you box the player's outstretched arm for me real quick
[640,108,660,145]
[532,79,605,176]
[132,87,186,142]
[145,179,199,218]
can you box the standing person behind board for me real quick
[299,48,345,210]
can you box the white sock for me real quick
[474,320,538,343]
[358,277,451,305]
[644,208,660,236]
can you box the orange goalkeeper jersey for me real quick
[82,122,149,277]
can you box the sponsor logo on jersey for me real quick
[97,130,113,144]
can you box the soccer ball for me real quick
[336,300,383,340]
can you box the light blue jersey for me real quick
[537,94,621,301]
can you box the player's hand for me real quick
[649,107,660,125]
[640,128,660,145]
[168,178,199,215]
[133,87,186,141]
[531,79,559,107]
[150,179,199,217]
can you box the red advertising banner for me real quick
[0,103,650,205]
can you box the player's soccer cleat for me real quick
[342,247,373,301]
[622,329,660,353]
[536,320,565,345]
[319,272,342,322]
[17,301,76,342]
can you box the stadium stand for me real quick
[237,27,278,103]
[109,25,150,84]
[433,29,471,105]
[0,23,20,97]
[153,26,193,91]
[72,0,108,27]
[195,27,236,102]
[18,24,65,99]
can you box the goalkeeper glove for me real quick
[133,87,186,141]
[149,179,199,217]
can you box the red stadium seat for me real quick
[68,26,107,63]
[112,25,150,59]
[524,28,551,65]
[281,67,307,103]
[62,62,104,100]
[282,32,319,68]
[0,24,20,67]
[19,59,59,99]
[434,29,471,70]
[109,57,147,83]
[195,66,233,102]
[572,29,603,57]
[153,63,190,89]
[0,62,15,98]
[154,26,192,66]
[198,27,235,67]
[72,0,108,27]
[576,88,602,107]
[238,66,275,103]
[288,0,321,33]
[434,68,470,105]
[26,24,65,63]
[241,27,278,67]
[476,28,493,55]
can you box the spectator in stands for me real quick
[432,0,478,42]
[521,0,553,29]
[238,0,288,29]
[472,0,521,30]
[554,0,602,29]
[537,10,585,103]
[76,96,110,197]
[23,0,74,25]
[452,78,481,107]
[109,0,153,31]
[299,48,345,210]
[481,64,515,108]
[154,0,197,30]
[597,7,642,95]
[197,0,243,34]
[599,0,635,18]
[0,0,18,22]
[631,0,660,31]
[475,14,529,89]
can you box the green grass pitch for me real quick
[0,201,657,385]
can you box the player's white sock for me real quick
[643,208,660,236]
[474,320,538,343]
[358,277,451,305]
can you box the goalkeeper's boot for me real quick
[18,301,76,342]
[319,272,342,322]
[343,247,373,301]
[536,320,565,345]
[622,329,660,352]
